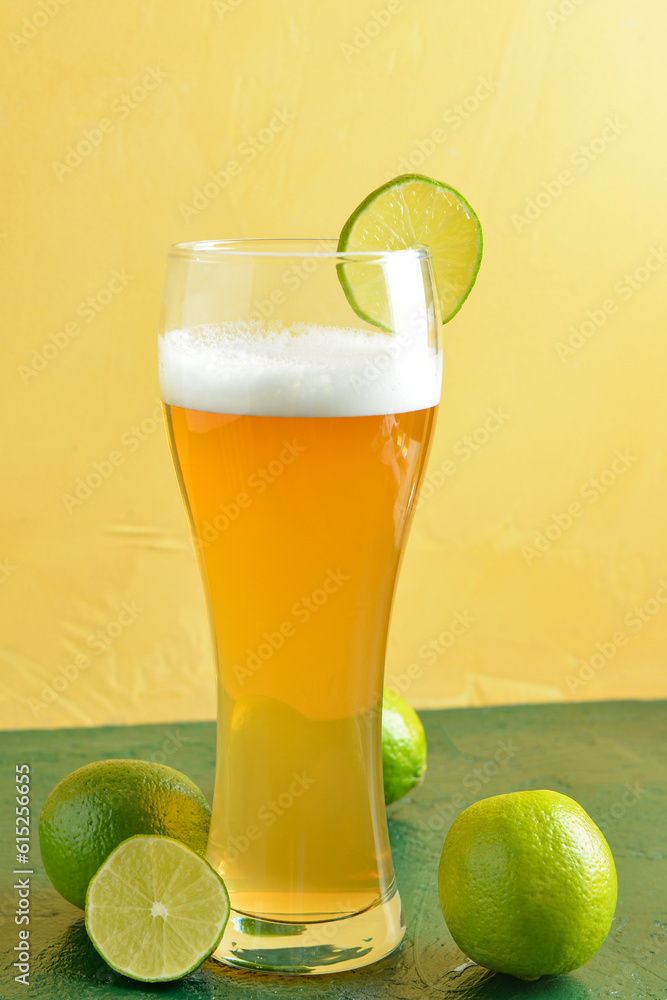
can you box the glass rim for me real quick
[167,238,430,263]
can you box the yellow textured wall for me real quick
[2,1,667,730]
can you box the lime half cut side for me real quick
[337,173,482,330]
[85,835,229,983]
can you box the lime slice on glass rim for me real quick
[85,835,229,983]
[337,173,482,331]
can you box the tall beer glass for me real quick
[159,240,441,974]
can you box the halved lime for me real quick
[338,173,482,330]
[85,835,229,982]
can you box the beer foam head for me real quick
[159,321,441,417]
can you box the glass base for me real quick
[212,886,405,975]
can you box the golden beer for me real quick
[164,403,436,920]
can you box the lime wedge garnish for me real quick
[338,173,482,329]
[85,835,229,982]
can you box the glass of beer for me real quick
[159,240,441,974]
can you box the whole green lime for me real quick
[438,790,618,980]
[39,759,211,909]
[382,687,427,805]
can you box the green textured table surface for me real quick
[1,701,666,999]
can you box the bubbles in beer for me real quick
[159,321,441,417]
